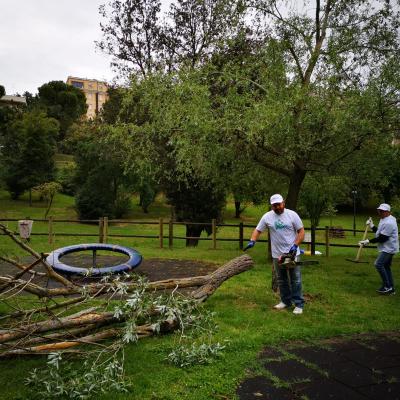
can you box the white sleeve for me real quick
[256,215,268,232]
[292,212,303,231]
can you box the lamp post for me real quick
[351,190,357,236]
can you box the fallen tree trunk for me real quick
[6,254,253,298]
[0,311,117,344]
[191,254,254,302]
[0,253,254,356]
[0,256,46,277]
[0,319,180,357]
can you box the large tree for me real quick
[36,81,87,140]
[1,111,59,199]
[97,0,163,78]
[235,0,400,208]
[73,123,136,219]
[102,72,230,245]
[97,0,400,215]
[97,0,244,77]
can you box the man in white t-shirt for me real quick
[359,203,399,295]
[244,194,305,314]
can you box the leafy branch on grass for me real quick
[0,222,253,398]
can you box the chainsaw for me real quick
[278,253,319,268]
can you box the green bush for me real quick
[75,179,115,219]
[113,189,132,218]
[56,163,77,196]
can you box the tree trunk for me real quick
[235,201,241,218]
[185,224,203,247]
[285,167,306,210]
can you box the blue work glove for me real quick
[288,244,298,259]
[243,240,256,251]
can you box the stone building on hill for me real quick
[66,76,108,119]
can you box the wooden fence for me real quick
[0,217,373,257]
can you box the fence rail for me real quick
[0,217,376,257]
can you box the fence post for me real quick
[103,217,108,243]
[98,217,104,243]
[311,226,316,255]
[212,219,217,249]
[239,222,244,250]
[48,216,53,244]
[159,218,164,248]
[168,220,173,249]
[325,226,330,257]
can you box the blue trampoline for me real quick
[46,243,142,276]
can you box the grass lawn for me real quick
[0,190,398,399]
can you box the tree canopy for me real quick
[0,111,59,199]
[97,0,400,217]
[36,81,87,140]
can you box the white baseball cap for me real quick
[270,194,284,205]
[377,203,391,211]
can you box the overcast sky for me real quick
[0,0,124,95]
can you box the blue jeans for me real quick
[374,251,395,289]
[273,258,304,308]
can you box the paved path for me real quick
[237,331,400,400]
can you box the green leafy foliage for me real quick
[100,86,127,124]
[36,80,87,140]
[167,342,225,368]
[97,0,400,226]
[138,179,157,213]
[56,162,77,196]
[97,0,243,77]
[32,181,62,219]
[24,275,223,399]
[165,175,226,246]
[0,111,58,199]
[25,353,129,400]
[298,174,349,227]
[73,124,137,219]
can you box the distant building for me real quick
[66,76,108,119]
[0,95,26,107]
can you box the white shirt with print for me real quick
[376,215,399,254]
[256,209,303,258]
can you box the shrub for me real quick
[56,163,77,196]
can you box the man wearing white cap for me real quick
[359,203,399,295]
[244,194,305,314]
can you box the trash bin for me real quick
[18,220,33,239]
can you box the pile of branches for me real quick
[0,223,254,358]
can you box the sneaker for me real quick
[293,307,303,315]
[377,287,393,295]
[273,302,289,310]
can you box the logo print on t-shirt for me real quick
[275,220,286,230]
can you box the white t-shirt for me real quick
[376,215,399,254]
[256,209,303,258]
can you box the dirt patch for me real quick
[136,258,219,280]
[0,255,219,286]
